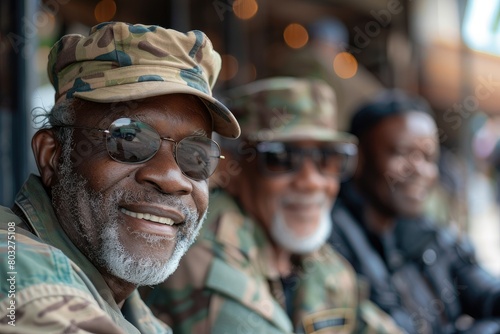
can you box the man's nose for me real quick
[134,141,194,195]
[292,156,327,190]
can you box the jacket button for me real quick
[422,248,437,265]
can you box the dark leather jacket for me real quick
[329,181,500,334]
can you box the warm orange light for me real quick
[37,13,57,38]
[36,46,51,74]
[233,0,258,20]
[94,0,117,23]
[241,63,257,81]
[333,52,358,79]
[219,55,239,81]
[247,63,257,81]
[283,23,309,49]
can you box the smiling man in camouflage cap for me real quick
[143,77,403,334]
[0,22,239,333]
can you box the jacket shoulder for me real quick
[0,225,92,299]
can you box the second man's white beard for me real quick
[270,207,332,255]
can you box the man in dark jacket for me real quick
[329,89,500,334]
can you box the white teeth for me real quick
[120,208,174,226]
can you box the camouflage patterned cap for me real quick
[47,22,240,138]
[223,77,356,142]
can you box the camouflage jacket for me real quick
[0,174,171,334]
[142,189,403,334]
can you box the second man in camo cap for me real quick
[144,76,403,334]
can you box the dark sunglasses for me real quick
[255,141,358,179]
[59,117,224,181]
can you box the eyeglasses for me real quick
[59,117,224,181]
[255,141,358,179]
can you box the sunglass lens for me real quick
[106,118,160,163]
[322,143,358,178]
[321,150,343,175]
[176,137,220,180]
[257,142,294,173]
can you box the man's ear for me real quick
[32,129,62,187]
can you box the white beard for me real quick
[99,210,206,286]
[270,207,332,254]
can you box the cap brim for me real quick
[72,81,241,139]
[248,126,358,143]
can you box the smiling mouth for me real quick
[120,208,175,226]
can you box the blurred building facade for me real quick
[1,0,499,273]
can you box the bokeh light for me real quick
[37,13,57,38]
[247,63,257,81]
[219,54,239,81]
[94,0,117,23]
[283,23,308,49]
[242,63,257,81]
[333,52,358,79]
[233,0,258,20]
[36,46,51,75]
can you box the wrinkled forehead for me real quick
[367,111,435,135]
[70,94,212,128]
[364,111,438,151]
[401,111,438,135]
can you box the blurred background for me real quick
[1,0,499,274]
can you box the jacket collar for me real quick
[14,175,121,311]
